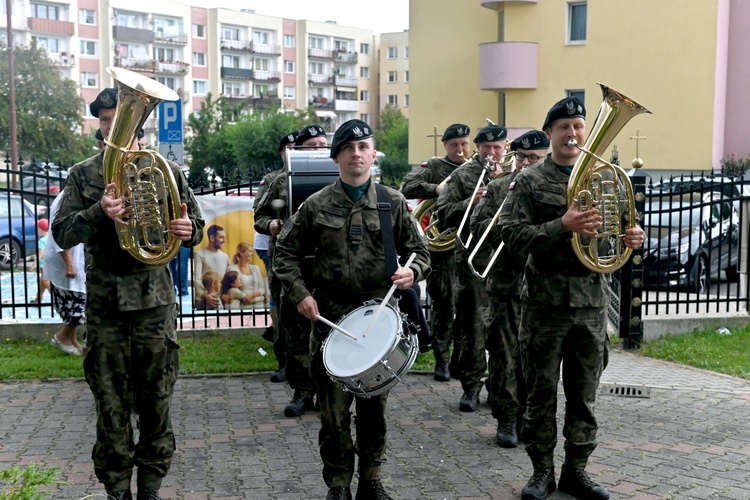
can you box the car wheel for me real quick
[725,263,740,283]
[0,237,21,271]
[692,255,708,294]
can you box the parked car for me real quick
[648,174,750,212]
[642,191,739,294]
[20,169,68,208]
[0,193,40,271]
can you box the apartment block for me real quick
[379,30,409,118]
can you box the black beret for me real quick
[295,124,327,146]
[90,88,118,118]
[542,96,586,130]
[441,123,470,142]
[510,130,550,151]
[137,129,144,139]
[473,125,507,144]
[330,119,373,159]
[95,128,103,141]
[278,131,299,151]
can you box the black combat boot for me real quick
[433,359,450,381]
[108,490,132,500]
[261,325,274,342]
[270,364,286,383]
[284,389,314,417]
[521,466,556,500]
[459,390,479,412]
[355,479,394,500]
[136,488,161,500]
[326,486,352,500]
[495,420,518,448]
[558,465,610,499]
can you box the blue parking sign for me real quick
[159,99,183,143]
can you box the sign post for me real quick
[158,99,184,164]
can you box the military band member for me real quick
[400,123,470,381]
[52,88,205,500]
[470,130,549,448]
[274,120,430,500]
[500,97,645,500]
[437,124,508,412]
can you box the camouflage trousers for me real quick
[279,292,316,398]
[519,302,607,469]
[311,324,389,487]
[455,268,489,394]
[485,293,526,423]
[426,250,458,364]
[84,304,180,493]
[268,271,288,368]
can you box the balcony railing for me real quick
[250,43,281,56]
[310,96,334,109]
[334,75,359,87]
[155,60,190,74]
[27,18,74,36]
[49,52,75,67]
[308,48,333,59]
[113,25,154,44]
[221,67,253,79]
[115,57,156,73]
[154,32,188,45]
[220,39,251,51]
[308,73,334,85]
[335,99,359,112]
[250,96,281,110]
[251,70,281,82]
[333,50,358,64]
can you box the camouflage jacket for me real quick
[499,156,608,307]
[52,152,205,311]
[273,179,430,316]
[400,156,462,200]
[253,167,286,236]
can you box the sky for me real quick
[182,0,409,34]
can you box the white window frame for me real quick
[360,43,369,55]
[193,52,206,66]
[79,8,95,25]
[387,71,397,83]
[404,70,409,83]
[360,90,369,102]
[404,46,409,58]
[309,36,324,49]
[284,60,295,73]
[284,34,295,48]
[405,94,410,107]
[360,67,370,79]
[387,47,397,59]
[283,86,295,99]
[80,71,98,88]
[193,79,208,96]
[192,24,205,38]
[567,2,587,44]
[360,113,370,125]
[79,39,97,57]
[387,95,398,106]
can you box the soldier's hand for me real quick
[391,266,415,289]
[270,219,284,236]
[170,204,193,241]
[562,201,601,236]
[624,226,645,249]
[471,186,487,207]
[101,183,126,224]
[297,296,319,321]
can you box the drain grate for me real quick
[601,384,651,398]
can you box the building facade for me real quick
[378,30,410,118]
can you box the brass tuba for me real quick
[102,66,183,266]
[567,83,651,273]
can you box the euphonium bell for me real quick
[567,83,651,273]
[103,66,183,266]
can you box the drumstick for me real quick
[316,314,358,341]
[362,252,417,338]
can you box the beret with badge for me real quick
[542,96,586,130]
[330,119,373,159]
[278,130,299,151]
[441,123,471,142]
[473,124,507,144]
[510,130,550,151]
[89,88,118,118]
[295,124,327,147]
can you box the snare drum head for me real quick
[323,304,401,378]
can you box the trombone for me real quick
[467,199,507,279]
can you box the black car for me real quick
[642,191,739,293]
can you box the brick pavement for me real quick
[1,347,749,499]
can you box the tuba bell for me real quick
[102,66,183,266]
[567,83,651,273]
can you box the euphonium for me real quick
[102,66,182,266]
[567,83,651,273]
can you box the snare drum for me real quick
[322,301,418,398]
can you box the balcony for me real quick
[220,39,251,51]
[308,48,333,59]
[27,18,74,36]
[334,75,359,88]
[115,57,156,74]
[155,60,190,75]
[308,73,334,85]
[250,43,281,56]
[154,32,188,45]
[310,95,334,109]
[250,96,281,110]
[333,50,358,64]
[221,67,253,79]
[478,42,538,90]
[335,99,359,112]
[113,25,154,44]
[49,52,75,67]
[481,0,537,8]
[251,70,281,82]
[223,94,248,102]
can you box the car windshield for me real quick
[0,196,26,217]
[644,202,703,229]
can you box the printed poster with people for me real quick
[189,196,269,311]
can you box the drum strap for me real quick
[375,183,398,281]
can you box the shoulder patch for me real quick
[509,181,516,190]
[481,190,488,197]
[420,161,429,167]
[445,175,452,183]
[259,179,266,186]
[279,216,294,239]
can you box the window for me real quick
[387,47,397,59]
[31,3,59,20]
[153,47,175,62]
[192,24,205,38]
[405,94,410,107]
[80,40,97,57]
[193,79,207,96]
[360,43,369,55]
[404,70,409,83]
[309,36,323,49]
[284,86,295,99]
[404,46,409,58]
[284,34,295,48]
[156,76,175,90]
[253,30,270,44]
[568,2,587,43]
[32,36,59,53]
[284,60,295,73]
[223,82,243,97]
[114,12,140,28]
[387,95,398,106]
[80,72,98,88]
[193,52,206,66]
[253,84,269,97]
[222,27,240,41]
[82,103,93,118]
[387,71,397,83]
[360,113,369,125]
[79,9,95,25]
[566,89,585,105]
[309,62,323,74]
[360,67,370,79]
[223,55,240,68]
[360,90,369,102]
[334,40,349,51]
[254,58,270,71]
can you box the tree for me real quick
[184,93,239,185]
[374,106,410,184]
[0,42,87,166]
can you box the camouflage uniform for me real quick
[274,179,430,487]
[52,152,204,493]
[500,156,608,470]
[436,155,491,396]
[254,171,315,401]
[470,172,526,426]
[400,157,461,368]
